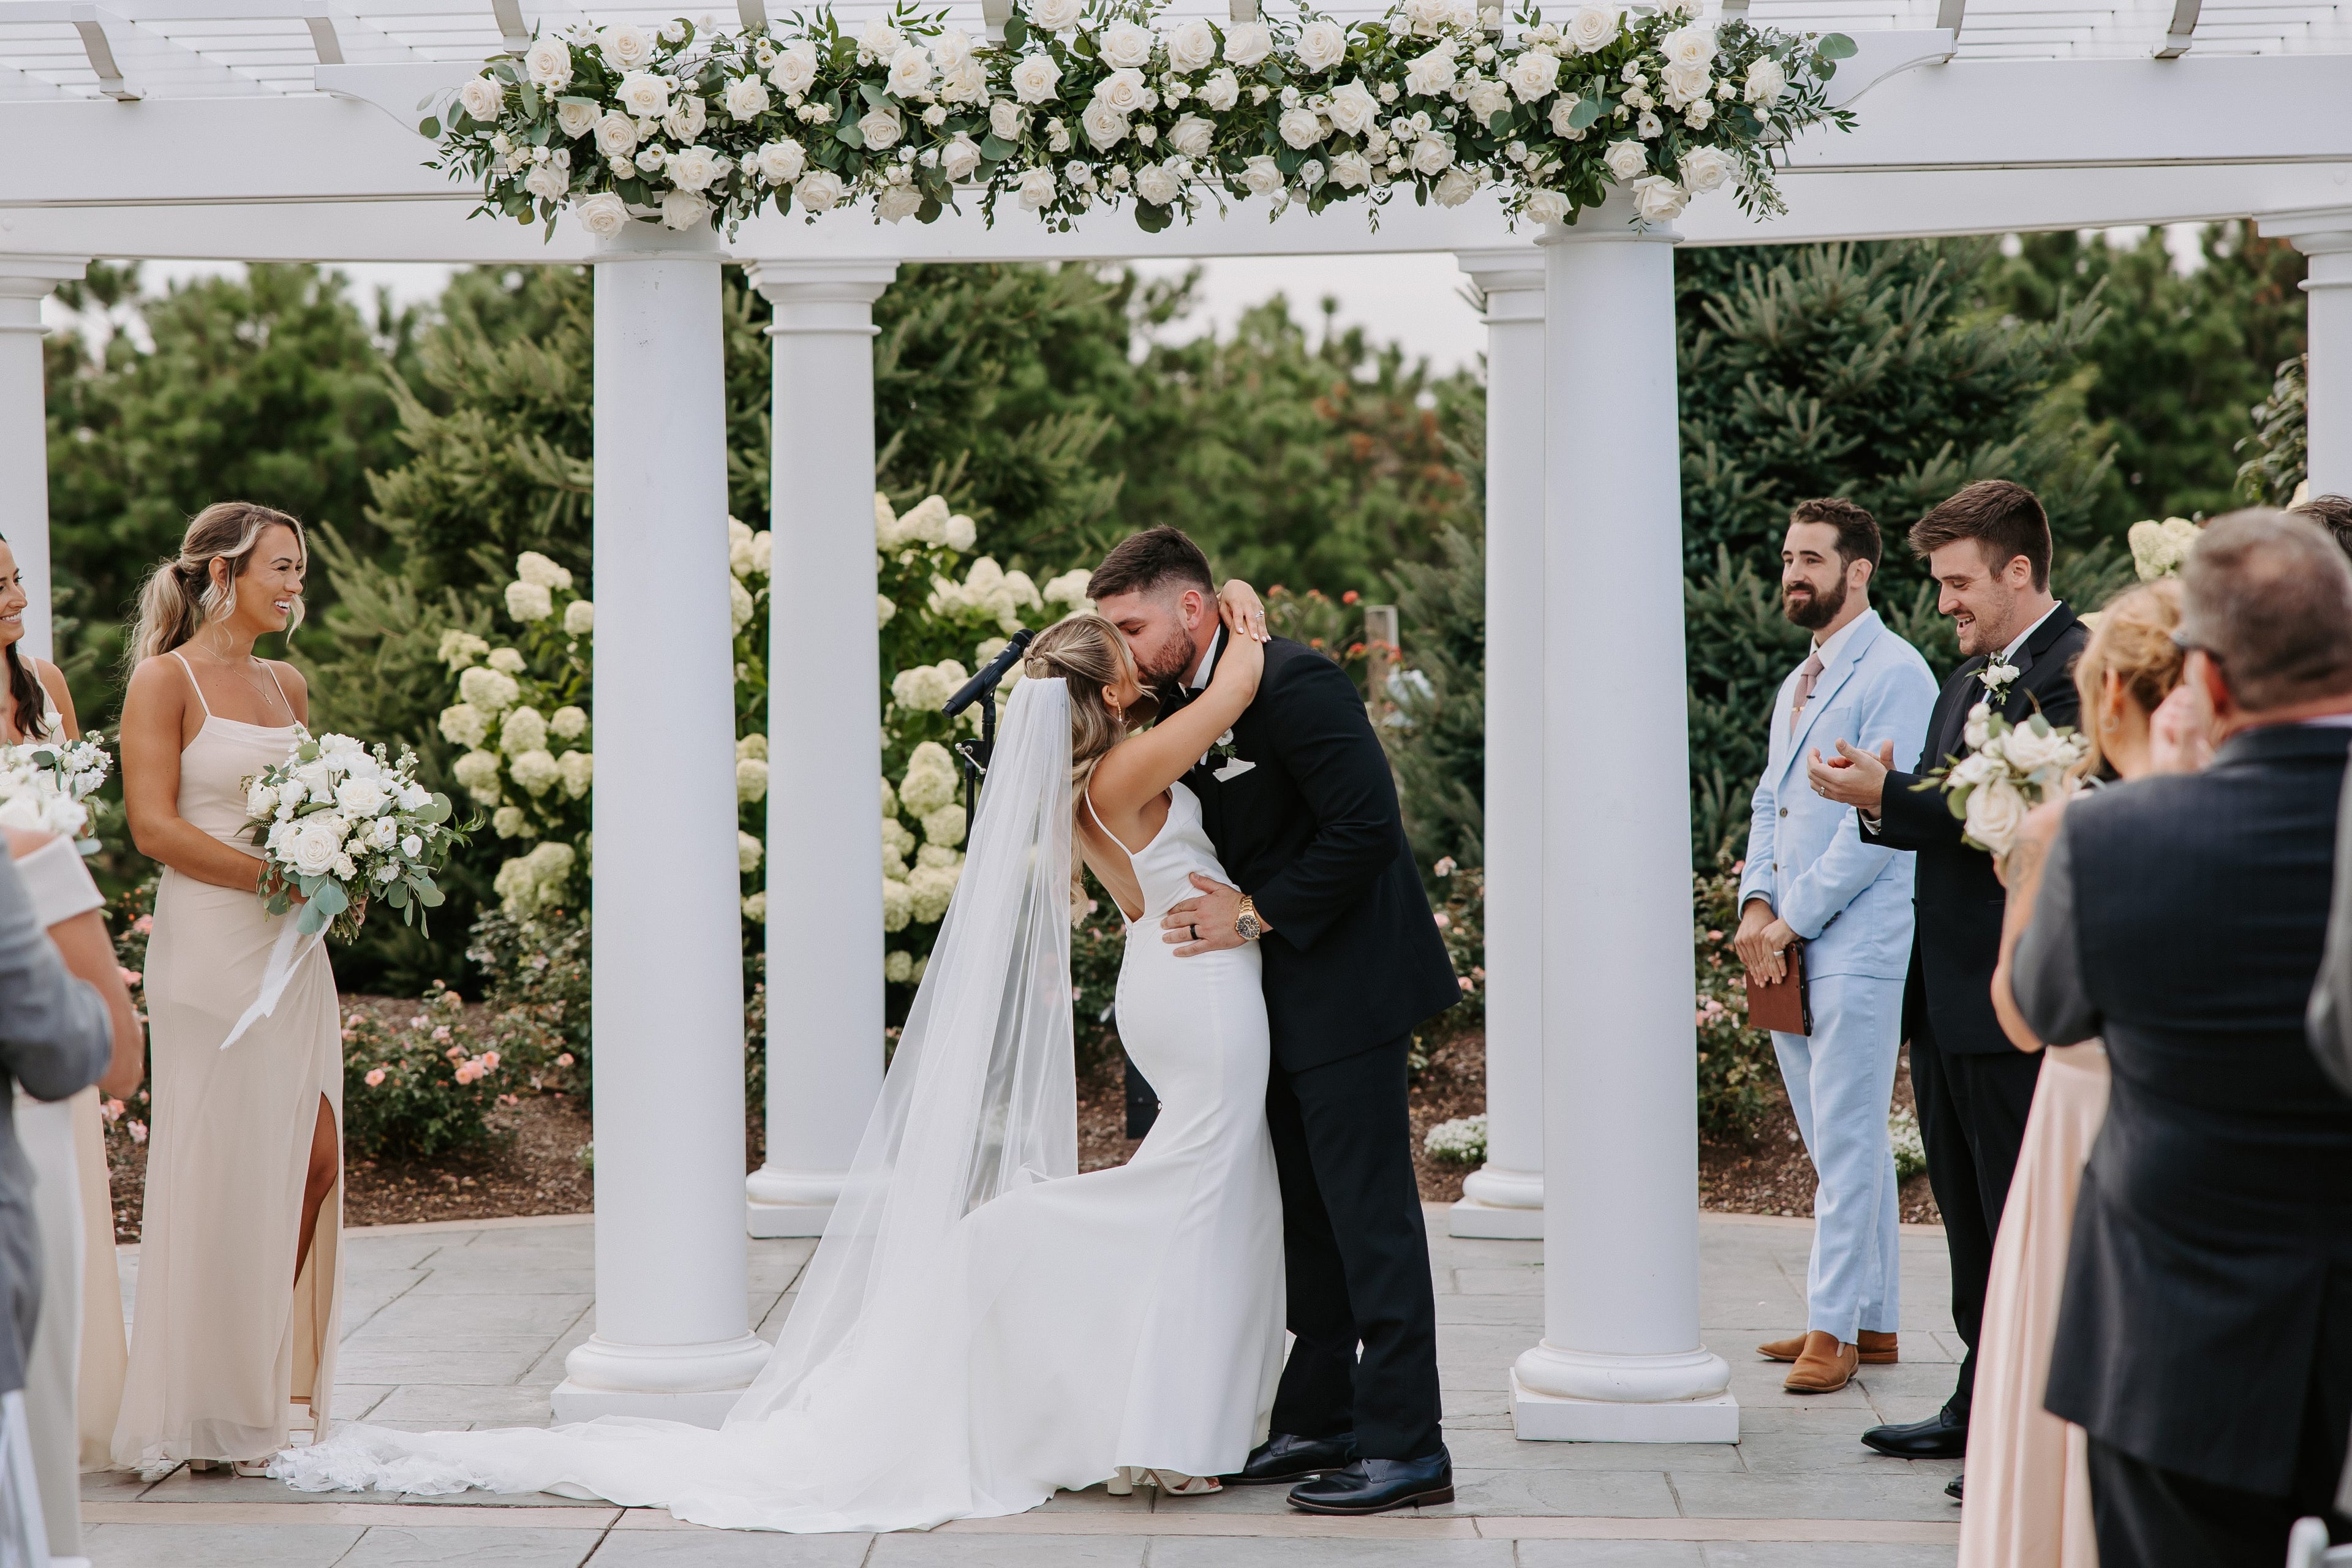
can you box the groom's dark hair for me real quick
[1088,527,1215,603]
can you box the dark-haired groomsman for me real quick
[1809,481,2089,1463]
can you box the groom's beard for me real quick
[1782,573,1847,631]
[1130,627,1197,706]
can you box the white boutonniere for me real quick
[1208,729,1255,781]
[1211,729,1238,761]
[1978,655,2021,705]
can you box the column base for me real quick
[1451,1165,1544,1238]
[1510,1368,1740,1442]
[550,1333,772,1429]
[745,1166,843,1238]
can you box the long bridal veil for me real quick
[273,677,1084,1531]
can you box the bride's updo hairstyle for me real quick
[1024,613,1156,790]
[2072,577,2185,779]
[129,502,307,666]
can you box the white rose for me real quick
[1433,165,1477,206]
[1165,18,1217,72]
[1504,48,1559,104]
[1409,135,1454,175]
[666,143,722,190]
[1028,0,1082,30]
[1403,41,1458,97]
[1278,105,1325,149]
[1604,138,1648,180]
[939,135,984,182]
[1466,79,1509,123]
[1135,161,1181,205]
[1016,165,1059,210]
[1523,187,1569,224]
[1679,144,1734,194]
[1080,98,1129,149]
[525,37,572,89]
[594,110,639,158]
[556,99,600,139]
[1296,20,1348,72]
[521,162,568,202]
[1223,21,1272,67]
[459,75,503,123]
[401,833,424,859]
[1009,53,1063,105]
[1629,172,1687,221]
[1093,67,1148,113]
[876,184,925,223]
[1167,113,1216,159]
[768,40,816,96]
[1320,149,1365,187]
[1564,4,1619,52]
[247,782,279,819]
[1962,702,1993,750]
[288,819,344,878]
[1099,20,1154,68]
[756,138,807,184]
[1323,78,1378,136]
[1683,95,1715,128]
[616,71,671,119]
[1744,55,1787,104]
[859,105,903,150]
[933,28,974,72]
[1661,59,1711,105]
[336,775,390,818]
[1403,0,1467,35]
[2001,721,2071,774]
[724,75,770,121]
[1962,777,2029,858]
[794,168,846,212]
[1198,68,1240,111]
[660,188,712,230]
[1637,108,1664,138]
[990,99,1025,139]
[887,43,933,98]
[860,19,903,58]
[1548,92,1583,135]
[1659,21,1717,69]
[663,92,706,144]
[1238,155,1284,197]
[598,23,655,69]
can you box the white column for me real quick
[1449,247,1545,1242]
[2262,208,2352,500]
[1512,194,1735,1443]
[556,223,769,1427]
[742,260,896,1238]
[0,257,87,663]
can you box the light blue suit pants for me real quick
[1771,971,1903,1340]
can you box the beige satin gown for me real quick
[111,654,342,1469]
[1958,1041,2110,1568]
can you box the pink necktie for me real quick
[1790,649,1825,735]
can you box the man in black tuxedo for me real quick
[2019,510,2352,1567]
[1088,528,1461,1517]
[1809,480,2089,1463]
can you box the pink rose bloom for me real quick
[483,1051,500,1071]
[364,1068,387,1087]
[128,1120,147,1145]
[119,968,141,987]
[410,1015,429,1030]
[100,1100,123,1123]
[1433,912,1450,929]
[132,914,153,935]
[555,1053,575,1068]
[432,1025,453,1043]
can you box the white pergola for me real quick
[6,0,2351,1444]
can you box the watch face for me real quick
[1237,915,1261,940]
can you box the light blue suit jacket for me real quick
[1738,609,1938,982]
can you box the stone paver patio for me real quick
[81,1207,1966,1566]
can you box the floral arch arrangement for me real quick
[433,1,1854,236]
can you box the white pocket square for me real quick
[1213,757,1257,782]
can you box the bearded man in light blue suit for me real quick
[1733,499,1937,1395]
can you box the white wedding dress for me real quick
[270,678,1285,1531]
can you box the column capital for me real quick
[1536,190,1680,249]
[2261,206,2352,292]
[744,258,900,306]
[0,256,88,336]
[1455,246,1545,295]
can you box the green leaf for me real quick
[1136,201,1172,233]
[517,80,540,116]
[835,122,866,148]
[859,81,889,108]
[312,880,350,918]
[980,132,1017,161]
[1567,96,1602,130]
[1003,13,1028,49]
[1487,108,1510,135]
[420,793,453,825]
[420,116,442,138]
[1814,32,1856,59]
[918,196,942,223]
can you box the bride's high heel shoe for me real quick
[1106,1466,1221,1498]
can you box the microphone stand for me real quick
[941,627,1034,825]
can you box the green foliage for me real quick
[1428,864,1483,1042]
[1694,855,1777,1142]
[339,983,514,1161]
[1981,224,2307,526]
[1071,882,1126,1077]
[466,907,594,1069]
[2238,353,2309,507]
[1382,526,1485,875]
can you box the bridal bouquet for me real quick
[0,734,111,843]
[1920,703,2090,859]
[242,732,462,942]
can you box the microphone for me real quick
[942,628,1035,718]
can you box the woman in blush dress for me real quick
[112,503,342,1477]
[1967,579,2188,1568]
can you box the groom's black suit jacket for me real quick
[1176,632,1458,1072]
[1868,602,2089,1057]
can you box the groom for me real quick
[1090,528,1462,1516]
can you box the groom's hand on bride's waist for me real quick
[1163,873,1264,956]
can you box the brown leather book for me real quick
[1745,940,1811,1036]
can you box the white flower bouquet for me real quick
[0,733,111,844]
[430,0,1853,238]
[2129,515,2200,581]
[1920,701,2090,859]
[242,732,463,942]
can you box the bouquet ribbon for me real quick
[219,915,325,1050]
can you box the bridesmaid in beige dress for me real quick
[113,503,343,1476]
[1969,580,2189,1568]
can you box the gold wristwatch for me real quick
[1235,895,1264,942]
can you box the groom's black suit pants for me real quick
[1265,1033,1442,1460]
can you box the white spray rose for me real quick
[1099,20,1154,67]
[1629,173,1688,221]
[2000,721,2075,775]
[525,37,572,89]
[336,775,390,818]
[768,40,816,95]
[1604,138,1648,180]
[660,189,712,230]
[247,782,279,819]
[1403,41,1458,97]
[1547,92,1583,135]
[1295,20,1348,72]
[1165,18,1217,72]
[1744,55,1787,104]
[1238,155,1285,197]
[1564,4,1619,52]
[794,168,845,211]
[1223,20,1273,66]
[1010,53,1063,104]
[1016,166,1059,210]
[723,74,770,121]
[594,110,639,158]
[459,75,503,123]
[1523,187,1570,224]
[1198,68,1240,111]
[1683,96,1714,128]
[1678,145,1734,194]
[1080,99,1129,149]
[556,99,600,138]
[1962,701,1994,750]
[598,23,655,69]
[1278,105,1326,149]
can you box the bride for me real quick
[273,596,1284,1531]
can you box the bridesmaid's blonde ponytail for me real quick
[129,502,307,666]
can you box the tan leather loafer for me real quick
[1758,1330,1896,1364]
[1783,1330,1860,1393]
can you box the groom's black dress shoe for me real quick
[1287,1450,1454,1515]
[1221,1432,1356,1486]
[1861,1406,1969,1460]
